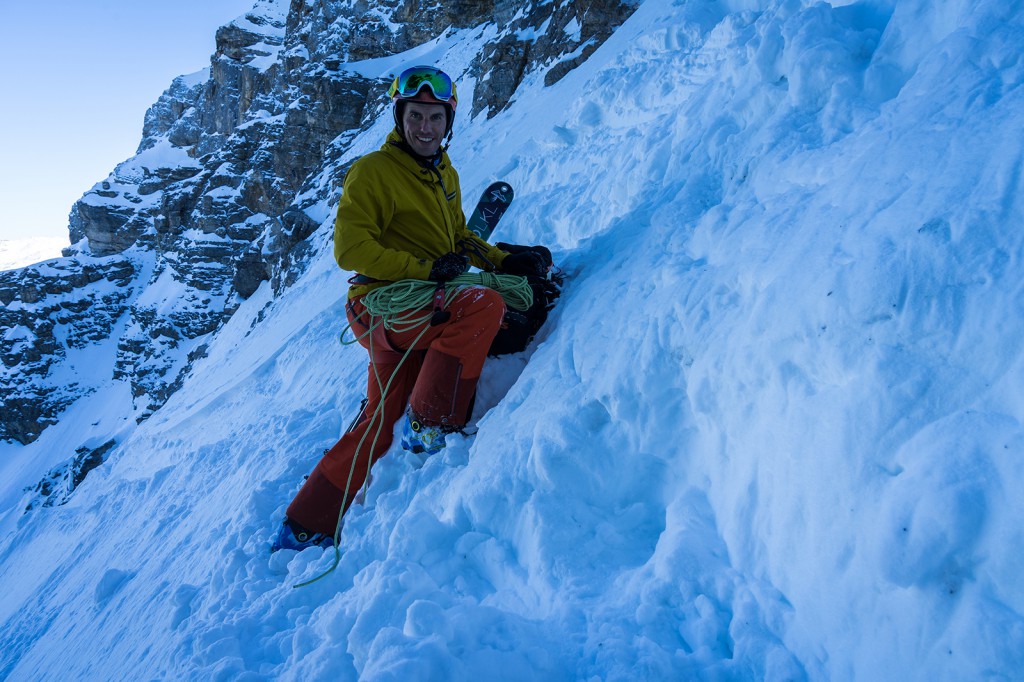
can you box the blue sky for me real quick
[0,1,255,242]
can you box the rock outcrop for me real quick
[1,255,138,444]
[23,440,118,511]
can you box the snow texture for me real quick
[2,0,1023,679]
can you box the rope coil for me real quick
[343,272,533,341]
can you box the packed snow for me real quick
[2,0,1023,679]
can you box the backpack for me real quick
[489,243,563,356]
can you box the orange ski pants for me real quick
[286,285,506,534]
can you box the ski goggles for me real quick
[388,66,457,106]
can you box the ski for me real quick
[466,181,514,240]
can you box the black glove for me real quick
[496,242,553,268]
[429,252,469,282]
[500,249,549,277]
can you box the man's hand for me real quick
[501,251,548,277]
[429,252,469,282]
[497,242,552,277]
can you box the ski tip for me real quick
[484,181,513,202]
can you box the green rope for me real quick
[345,272,533,340]
[292,274,532,588]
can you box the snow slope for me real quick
[2,0,1023,679]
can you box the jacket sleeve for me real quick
[333,159,433,281]
[459,230,509,271]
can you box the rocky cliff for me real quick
[1,0,637,461]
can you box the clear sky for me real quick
[0,0,256,243]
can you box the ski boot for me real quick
[400,410,459,455]
[271,518,334,553]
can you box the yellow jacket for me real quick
[334,131,508,298]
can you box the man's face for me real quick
[402,101,447,157]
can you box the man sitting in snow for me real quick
[272,65,551,552]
